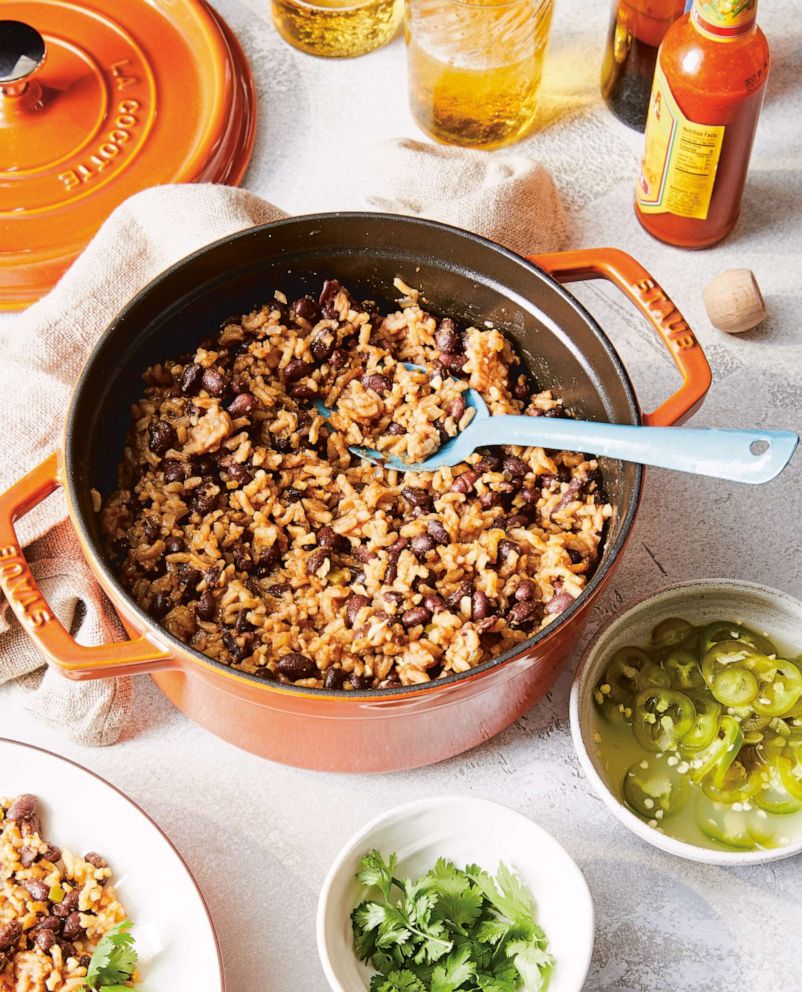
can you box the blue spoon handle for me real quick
[469,416,798,484]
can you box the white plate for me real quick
[0,738,224,991]
[317,795,594,992]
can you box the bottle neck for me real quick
[691,0,758,41]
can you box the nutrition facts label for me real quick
[636,62,725,220]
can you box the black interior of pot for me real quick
[67,214,642,673]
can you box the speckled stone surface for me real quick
[2,0,801,989]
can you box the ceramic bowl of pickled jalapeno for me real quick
[570,579,802,865]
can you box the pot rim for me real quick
[63,212,644,700]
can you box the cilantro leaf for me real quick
[371,970,428,992]
[425,859,484,935]
[506,939,554,992]
[430,944,476,992]
[359,850,399,900]
[84,920,138,990]
[475,917,511,947]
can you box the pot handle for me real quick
[529,248,712,427]
[0,452,173,680]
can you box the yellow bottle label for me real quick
[636,61,725,220]
[693,0,757,33]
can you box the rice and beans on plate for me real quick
[0,796,129,992]
[98,278,612,689]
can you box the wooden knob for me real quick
[703,268,766,334]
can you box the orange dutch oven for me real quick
[0,215,711,772]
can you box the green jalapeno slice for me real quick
[696,798,758,850]
[688,715,743,783]
[700,622,776,661]
[664,648,705,691]
[632,688,696,753]
[623,755,690,819]
[701,639,759,685]
[711,667,759,707]
[777,742,802,802]
[753,760,802,815]
[601,646,669,705]
[651,617,695,649]
[701,758,762,804]
[750,658,802,717]
[679,694,722,753]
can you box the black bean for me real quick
[176,564,200,588]
[43,845,61,863]
[477,615,500,633]
[7,795,37,823]
[435,318,460,353]
[345,594,370,628]
[508,601,535,626]
[35,929,57,953]
[34,916,61,932]
[379,673,401,688]
[150,592,171,619]
[354,545,376,563]
[79,954,91,968]
[253,666,276,681]
[0,920,22,950]
[289,383,316,400]
[401,606,430,628]
[439,352,468,373]
[227,392,257,418]
[385,422,405,436]
[386,537,408,558]
[509,365,531,402]
[361,373,391,395]
[350,672,373,690]
[317,525,348,552]
[307,547,329,577]
[323,667,346,690]
[471,590,491,620]
[219,457,252,487]
[503,455,529,477]
[164,536,184,554]
[479,491,502,510]
[497,539,520,562]
[319,279,341,307]
[543,406,566,419]
[276,653,317,681]
[162,460,185,484]
[475,452,502,473]
[505,513,530,529]
[426,520,449,545]
[283,358,315,383]
[423,593,446,614]
[545,591,575,615]
[520,485,540,505]
[271,434,293,454]
[401,487,431,508]
[20,878,48,901]
[52,902,69,919]
[515,579,536,602]
[19,847,37,868]
[450,470,478,494]
[293,296,320,322]
[82,851,106,869]
[265,583,289,597]
[329,349,347,369]
[201,368,227,397]
[190,486,219,517]
[147,421,177,456]
[196,590,217,621]
[446,581,473,609]
[60,941,76,959]
[411,534,436,559]
[179,363,204,394]
[61,913,83,940]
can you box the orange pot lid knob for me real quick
[0,1,256,311]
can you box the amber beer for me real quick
[271,0,401,58]
[405,0,554,149]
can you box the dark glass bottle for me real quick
[601,0,687,130]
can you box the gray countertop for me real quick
[2,0,801,989]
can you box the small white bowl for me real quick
[317,796,594,992]
[570,578,802,866]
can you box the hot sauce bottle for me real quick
[635,0,770,248]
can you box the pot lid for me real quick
[0,0,256,311]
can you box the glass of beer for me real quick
[404,0,554,148]
[272,0,402,58]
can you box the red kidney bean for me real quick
[276,653,317,681]
[21,879,49,901]
[84,852,107,869]
[439,352,468,373]
[450,470,478,494]
[435,318,460,353]
[179,362,204,394]
[426,520,449,545]
[515,579,536,601]
[310,330,336,363]
[345,594,370,628]
[201,368,227,397]
[361,373,391,395]
[423,593,446,614]
[283,358,315,383]
[545,591,576,614]
[401,606,430,628]
[293,296,320,322]
[227,393,257,418]
[147,421,177,456]
[449,396,466,422]
[289,383,316,400]
[7,795,38,823]
[323,667,346,690]
[508,600,535,626]
[401,487,431,508]
[411,534,436,558]
[471,590,491,620]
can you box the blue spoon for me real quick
[317,365,797,485]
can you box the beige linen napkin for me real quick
[0,144,565,745]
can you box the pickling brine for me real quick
[272,0,401,57]
[592,617,802,852]
[405,0,554,148]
